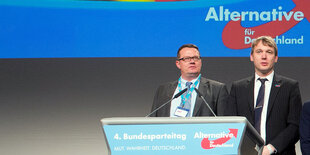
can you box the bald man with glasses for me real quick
[150,44,229,117]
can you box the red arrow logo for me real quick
[222,0,309,49]
[201,129,238,150]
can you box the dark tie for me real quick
[254,78,268,134]
[183,82,192,117]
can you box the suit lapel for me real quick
[168,81,178,99]
[166,81,178,116]
[267,74,281,118]
[193,77,211,116]
[247,76,255,114]
[244,76,255,124]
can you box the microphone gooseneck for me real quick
[146,88,188,117]
[194,88,217,117]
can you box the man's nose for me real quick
[189,58,195,63]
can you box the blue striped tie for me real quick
[183,82,192,117]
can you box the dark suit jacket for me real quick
[225,74,302,155]
[300,101,310,155]
[150,77,228,117]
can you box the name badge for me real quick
[174,107,189,117]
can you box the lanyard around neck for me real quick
[177,74,201,106]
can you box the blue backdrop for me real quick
[0,0,309,58]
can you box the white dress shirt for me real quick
[170,76,200,117]
[254,71,274,142]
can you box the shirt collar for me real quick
[180,74,201,86]
[255,71,274,83]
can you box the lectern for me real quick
[101,116,264,155]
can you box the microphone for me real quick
[146,88,188,117]
[194,88,217,117]
[173,87,188,99]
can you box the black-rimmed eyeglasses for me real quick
[177,56,201,62]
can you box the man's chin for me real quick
[187,73,200,77]
[258,68,273,76]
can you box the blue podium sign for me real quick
[101,117,257,155]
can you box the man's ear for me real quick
[250,54,254,62]
[176,60,181,69]
[275,56,278,63]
